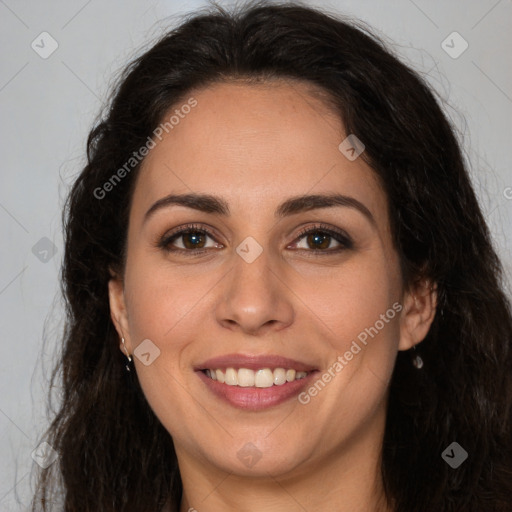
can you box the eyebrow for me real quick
[143,192,376,227]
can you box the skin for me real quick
[109,80,437,512]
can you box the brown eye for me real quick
[159,224,222,253]
[305,232,333,250]
[292,225,353,253]
[180,231,208,249]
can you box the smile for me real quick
[196,353,318,410]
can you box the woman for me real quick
[32,1,512,511]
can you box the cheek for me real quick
[123,257,209,342]
[296,251,401,382]
[122,255,218,406]
[300,253,399,335]
[122,263,205,436]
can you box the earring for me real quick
[121,337,133,372]
[411,345,423,369]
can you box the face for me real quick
[109,80,436,483]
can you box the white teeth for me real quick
[255,369,274,388]
[238,368,255,387]
[273,368,286,386]
[225,367,238,386]
[205,367,310,386]
[286,369,296,382]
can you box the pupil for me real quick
[184,232,205,249]
[308,232,329,249]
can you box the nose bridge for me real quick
[215,243,294,334]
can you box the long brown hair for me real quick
[32,2,512,511]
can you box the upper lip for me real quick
[196,353,318,372]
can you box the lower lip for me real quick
[197,370,317,410]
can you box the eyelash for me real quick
[158,222,353,256]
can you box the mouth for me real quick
[195,354,318,410]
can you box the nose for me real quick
[215,250,294,336]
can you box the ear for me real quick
[108,269,132,354]
[398,278,437,351]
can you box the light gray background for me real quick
[0,0,510,509]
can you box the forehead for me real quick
[131,80,386,225]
